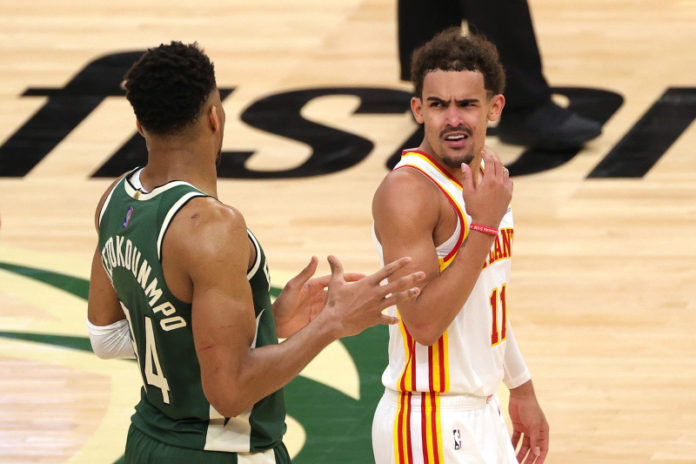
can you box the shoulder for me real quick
[176,197,247,245]
[168,197,250,266]
[93,172,130,230]
[373,167,441,221]
[372,167,442,242]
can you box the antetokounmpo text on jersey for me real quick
[100,235,187,331]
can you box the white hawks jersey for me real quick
[375,150,515,397]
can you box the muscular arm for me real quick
[373,171,496,346]
[186,204,333,416]
[88,174,129,327]
[177,199,421,417]
[373,151,512,346]
[86,174,135,358]
[87,247,126,325]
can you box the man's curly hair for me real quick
[411,28,505,99]
[123,41,217,135]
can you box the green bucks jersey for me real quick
[97,169,286,453]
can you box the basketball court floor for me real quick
[0,0,694,462]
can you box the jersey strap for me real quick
[98,168,139,228]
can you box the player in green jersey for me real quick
[87,41,424,463]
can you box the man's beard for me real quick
[439,125,474,168]
[441,150,474,169]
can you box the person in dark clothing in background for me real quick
[398,0,602,150]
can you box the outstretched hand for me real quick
[320,255,425,338]
[461,146,513,228]
[273,256,364,338]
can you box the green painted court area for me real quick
[0,262,386,463]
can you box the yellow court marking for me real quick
[0,338,140,463]
[0,245,91,277]
[0,269,88,336]
[272,269,361,401]
[0,255,345,460]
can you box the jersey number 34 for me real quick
[121,302,171,404]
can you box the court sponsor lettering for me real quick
[0,51,693,179]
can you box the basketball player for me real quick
[371,30,548,463]
[86,41,424,463]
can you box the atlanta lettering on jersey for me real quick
[100,235,187,331]
[482,228,513,269]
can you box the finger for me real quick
[293,256,318,285]
[516,436,530,463]
[344,272,366,283]
[313,272,364,287]
[381,271,426,296]
[481,145,501,163]
[480,145,493,161]
[327,255,345,282]
[480,147,499,177]
[367,256,412,283]
[535,425,549,464]
[378,314,400,325]
[522,451,537,464]
[491,155,504,179]
[485,147,507,180]
[311,274,333,288]
[528,429,541,462]
[511,429,522,450]
[536,444,549,464]
[461,162,475,196]
[380,286,421,310]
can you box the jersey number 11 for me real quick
[490,285,508,346]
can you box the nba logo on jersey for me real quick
[453,429,462,450]
[122,206,133,228]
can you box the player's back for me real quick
[96,169,286,453]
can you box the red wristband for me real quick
[470,223,498,236]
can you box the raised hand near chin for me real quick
[461,146,513,229]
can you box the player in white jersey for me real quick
[371,29,548,463]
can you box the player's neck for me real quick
[141,147,218,198]
[416,144,482,184]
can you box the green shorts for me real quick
[124,424,291,464]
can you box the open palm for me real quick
[273,257,363,337]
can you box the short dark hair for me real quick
[411,28,505,98]
[123,41,217,135]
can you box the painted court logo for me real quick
[0,49,692,180]
[0,260,387,463]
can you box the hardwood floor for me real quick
[0,0,694,462]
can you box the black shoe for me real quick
[497,100,602,150]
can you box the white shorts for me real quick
[372,389,517,464]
